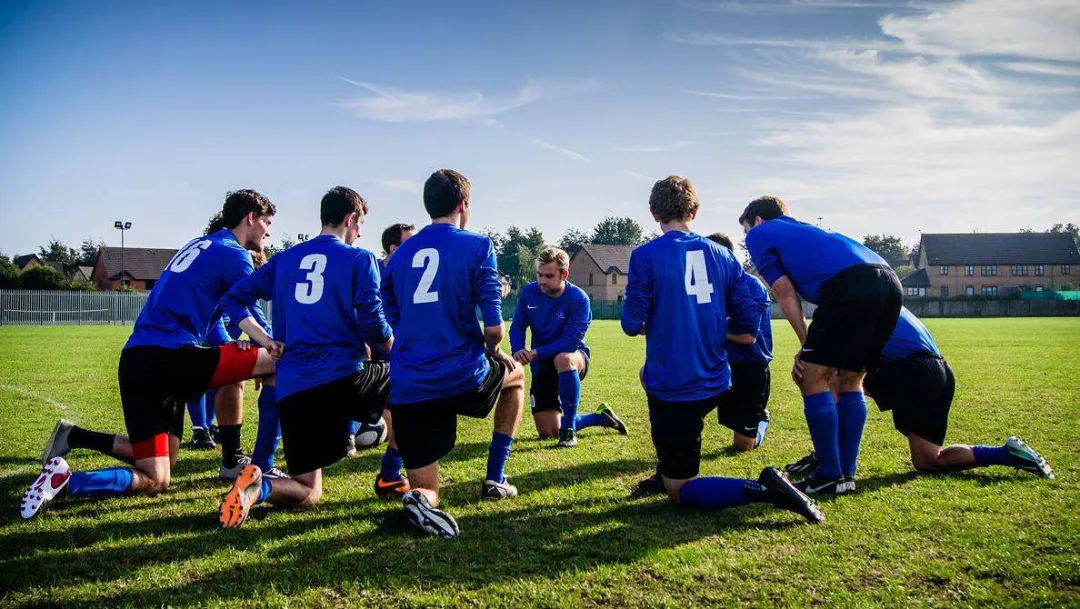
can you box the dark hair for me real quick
[649,176,699,223]
[738,195,788,226]
[205,213,228,235]
[381,223,416,253]
[706,232,734,251]
[321,186,368,226]
[221,189,276,229]
[423,169,470,219]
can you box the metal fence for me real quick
[0,290,150,325]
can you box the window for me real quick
[906,287,927,297]
[1035,265,1045,276]
[940,286,949,298]
[965,286,975,296]
[144,280,155,290]
[1063,265,1072,275]
[982,286,998,296]
[981,265,997,276]
[611,273,618,285]
[588,273,593,286]
[939,265,949,275]
[1011,265,1028,276]
[965,265,974,276]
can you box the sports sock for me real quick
[973,444,1013,467]
[348,420,361,436]
[68,426,116,456]
[251,386,279,472]
[205,390,217,428]
[755,419,770,448]
[558,370,581,432]
[803,392,843,480]
[678,476,751,510]
[836,392,868,478]
[486,432,514,483]
[68,468,134,497]
[256,477,272,504]
[380,446,404,482]
[574,413,606,430]
[186,395,207,430]
[219,424,243,467]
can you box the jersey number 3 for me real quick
[685,250,714,304]
[412,248,440,304]
[295,254,327,304]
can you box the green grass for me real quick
[0,319,1078,608]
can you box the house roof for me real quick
[97,246,178,281]
[577,244,634,274]
[13,254,41,269]
[76,266,94,280]
[920,233,1080,265]
[901,268,931,288]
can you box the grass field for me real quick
[0,319,1078,608]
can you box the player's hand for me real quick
[791,351,805,383]
[726,333,756,345]
[512,349,533,365]
[234,340,253,351]
[493,348,519,370]
[267,340,285,360]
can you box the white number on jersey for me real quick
[169,240,212,273]
[412,248,440,304]
[685,250,714,304]
[295,253,328,304]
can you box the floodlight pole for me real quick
[114,220,132,290]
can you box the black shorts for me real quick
[118,345,221,443]
[529,352,590,413]
[802,264,903,373]
[648,392,726,480]
[277,363,389,476]
[390,355,508,470]
[864,355,954,446]
[716,362,771,436]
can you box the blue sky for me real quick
[2,0,1078,257]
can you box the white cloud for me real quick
[528,138,592,163]
[685,89,813,100]
[682,1,908,14]
[615,140,695,153]
[998,61,1080,78]
[336,77,599,122]
[373,179,423,194]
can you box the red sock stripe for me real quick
[208,343,260,389]
[132,433,170,460]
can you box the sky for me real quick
[1,0,1078,257]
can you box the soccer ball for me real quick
[355,420,388,449]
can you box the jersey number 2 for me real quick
[295,254,327,304]
[412,248,440,304]
[685,250,714,304]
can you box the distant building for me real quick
[92,246,177,292]
[910,232,1080,297]
[13,254,64,275]
[568,244,633,302]
[75,266,94,282]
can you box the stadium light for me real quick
[114,220,132,290]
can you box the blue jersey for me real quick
[724,273,773,365]
[622,231,759,401]
[881,307,940,362]
[366,258,394,362]
[382,223,503,405]
[221,234,392,400]
[126,229,255,350]
[745,216,886,304]
[509,282,591,367]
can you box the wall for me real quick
[923,264,1075,297]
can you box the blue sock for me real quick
[558,370,581,432]
[973,445,1013,466]
[803,392,843,480]
[574,413,606,430]
[836,392,868,478]
[187,395,207,429]
[380,446,404,481]
[348,420,361,436]
[678,476,752,510]
[755,419,770,447]
[252,386,279,472]
[486,432,514,483]
[68,468,134,498]
[205,390,217,427]
[256,477,272,504]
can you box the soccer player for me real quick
[740,196,902,495]
[509,247,627,447]
[383,169,525,538]
[622,176,822,524]
[786,308,1055,479]
[217,186,405,529]
[22,190,280,520]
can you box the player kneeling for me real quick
[786,308,1054,480]
[510,247,627,448]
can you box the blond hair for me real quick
[536,247,570,272]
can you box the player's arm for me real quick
[621,248,651,336]
[771,276,807,346]
[746,229,805,344]
[354,251,394,354]
[509,291,531,364]
[380,257,400,329]
[474,239,517,369]
[221,259,282,357]
[535,292,590,360]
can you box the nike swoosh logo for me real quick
[527,306,538,309]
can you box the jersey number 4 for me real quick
[412,248,440,304]
[685,250,714,304]
[295,254,327,304]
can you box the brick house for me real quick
[909,233,1080,297]
[568,244,633,302]
[92,246,177,292]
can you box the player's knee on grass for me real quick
[533,410,560,438]
[662,476,689,506]
[733,432,758,452]
[908,434,944,472]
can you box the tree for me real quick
[264,237,295,259]
[38,239,79,274]
[1048,223,1079,248]
[590,217,644,246]
[557,228,590,258]
[862,234,911,268]
[0,255,20,289]
[20,265,66,290]
[64,276,99,291]
[495,226,546,290]
[77,239,107,267]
